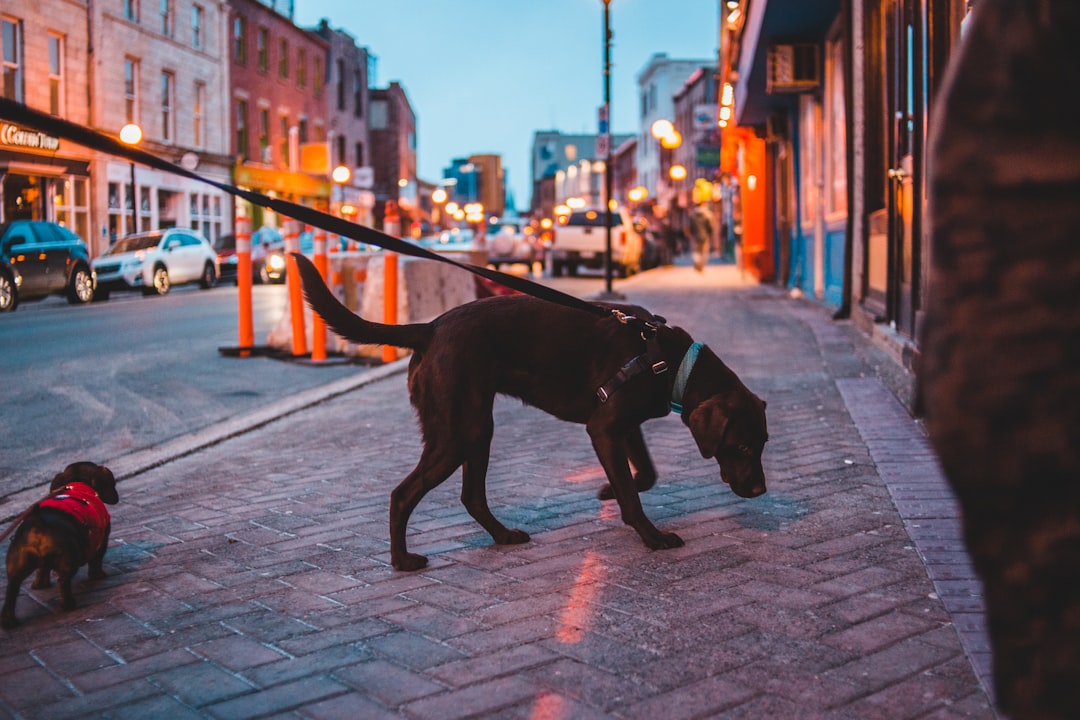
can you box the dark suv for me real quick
[0,220,95,312]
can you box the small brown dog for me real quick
[2,462,118,629]
[293,254,768,571]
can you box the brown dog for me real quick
[2,462,118,628]
[293,254,767,571]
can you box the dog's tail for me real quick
[291,253,433,351]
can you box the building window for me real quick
[298,117,308,144]
[193,81,205,148]
[48,33,64,115]
[336,135,346,166]
[278,38,288,79]
[161,71,174,142]
[355,141,364,167]
[2,17,23,103]
[313,56,323,97]
[279,115,289,166]
[160,0,173,37]
[336,59,346,111]
[191,5,203,50]
[370,99,387,130]
[258,107,270,162]
[124,57,139,124]
[236,99,248,160]
[353,70,363,118]
[256,27,268,73]
[297,48,306,88]
[233,16,246,63]
[55,177,90,245]
[123,0,139,23]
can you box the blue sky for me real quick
[293,0,719,209]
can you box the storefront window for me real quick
[54,177,90,243]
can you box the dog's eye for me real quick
[737,444,752,455]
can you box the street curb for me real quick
[0,358,410,524]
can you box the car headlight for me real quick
[266,254,286,271]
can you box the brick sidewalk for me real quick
[0,264,997,719]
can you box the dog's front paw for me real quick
[597,483,615,501]
[393,552,429,572]
[647,531,684,550]
[31,575,53,590]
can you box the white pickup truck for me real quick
[549,207,644,277]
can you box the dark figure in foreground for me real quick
[2,462,118,629]
[921,1,1080,716]
[292,254,767,571]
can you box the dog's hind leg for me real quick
[31,559,53,589]
[461,424,530,547]
[389,447,463,571]
[2,563,36,629]
[598,425,658,500]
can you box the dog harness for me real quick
[595,321,705,415]
[37,483,111,561]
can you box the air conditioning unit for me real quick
[767,44,821,93]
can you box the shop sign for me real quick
[696,144,721,169]
[1,123,60,152]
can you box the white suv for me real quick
[92,228,219,299]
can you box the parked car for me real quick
[260,229,313,284]
[0,220,96,312]
[92,228,219,299]
[214,226,279,284]
[485,218,538,269]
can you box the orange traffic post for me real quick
[283,219,308,357]
[382,252,398,363]
[235,216,254,357]
[311,226,328,362]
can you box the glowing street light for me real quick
[119,123,142,234]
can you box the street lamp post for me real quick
[119,123,142,234]
[601,0,616,297]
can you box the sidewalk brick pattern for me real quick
[0,265,997,719]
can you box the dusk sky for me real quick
[293,0,720,210]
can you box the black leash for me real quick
[0,98,616,321]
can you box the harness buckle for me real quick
[651,360,669,374]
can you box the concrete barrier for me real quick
[266,251,479,358]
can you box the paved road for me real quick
[0,283,371,503]
[0,261,998,718]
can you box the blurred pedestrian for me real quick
[689,200,714,272]
[920,1,1080,717]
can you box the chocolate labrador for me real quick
[2,462,118,628]
[293,254,767,570]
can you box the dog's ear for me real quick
[50,464,78,492]
[688,397,728,459]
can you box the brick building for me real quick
[368,81,416,231]
[228,0,329,230]
[0,1,94,245]
[88,0,233,254]
[311,19,374,227]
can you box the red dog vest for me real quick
[37,482,111,561]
